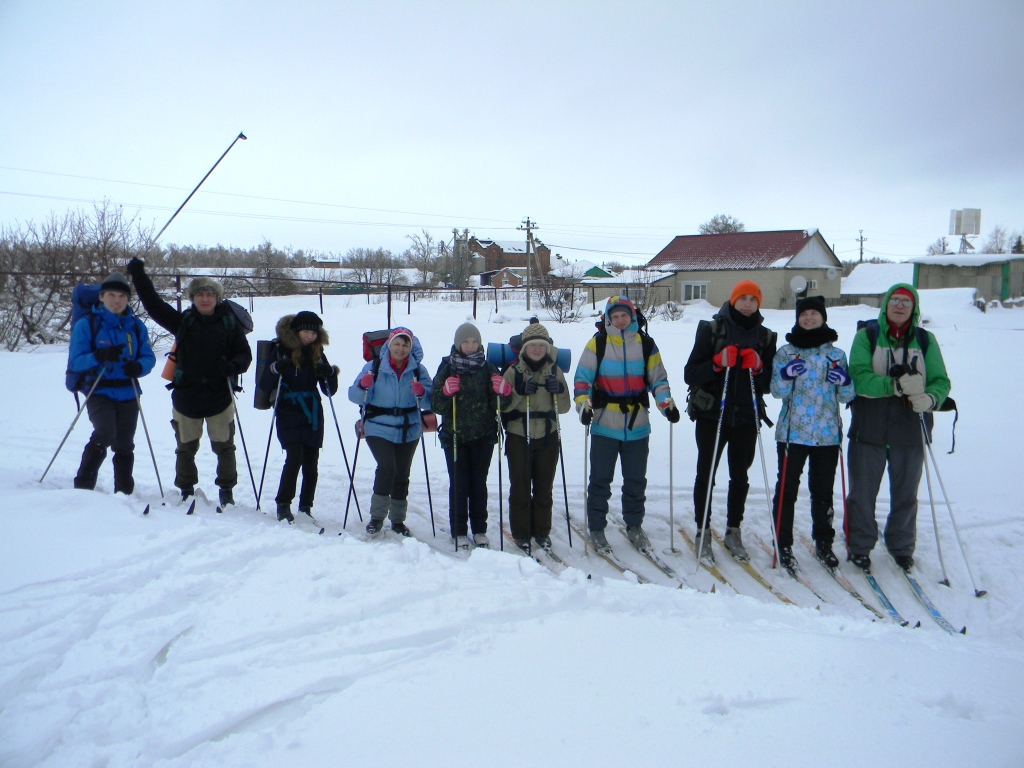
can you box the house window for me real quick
[807,279,818,289]
[501,274,510,287]
[681,282,708,301]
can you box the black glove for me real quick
[544,376,564,394]
[665,406,681,424]
[219,358,239,378]
[94,344,124,363]
[122,360,143,378]
[126,257,146,279]
[315,361,333,380]
[580,408,593,426]
[520,378,539,396]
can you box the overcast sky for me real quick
[1,1,1021,264]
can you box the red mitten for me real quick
[739,348,762,373]
[712,344,739,372]
[410,380,425,397]
[359,373,374,389]
[491,373,512,396]
[442,376,461,396]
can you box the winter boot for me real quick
[277,503,294,523]
[589,529,612,555]
[626,525,651,551]
[723,526,749,562]
[73,441,106,491]
[473,532,490,549]
[695,528,714,563]
[219,488,234,508]
[534,535,554,555]
[180,487,195,504]
[849,553,871,571]
[367,493,389,536]
[778,546,798,574]
[112,452,134,495]
[391,521,411,537]
[814,539,840,569]
[455,535,471,550]
[512,536,531,555]
[894,554,914,571]
[298,506,314,520]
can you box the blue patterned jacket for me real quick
[769,342,856,446]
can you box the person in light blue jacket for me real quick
[68,273,156,493]
[348,327,433,536]
[769,296,855,572]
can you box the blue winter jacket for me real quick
[348,333,433,444]
[770,342,856,446]
[69,304,156,401]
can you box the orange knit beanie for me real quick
[730,279,762,307]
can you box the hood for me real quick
[876,283,921,330]
[382,328,423,369]
[275,314,330,350]
[603,295,639,333]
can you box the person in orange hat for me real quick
[683,279,777,563]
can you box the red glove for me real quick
[411,380,425,397]
[739,348,762,373]
[491,373,512,396]
[442,376,461,397]
[712,344,739,372]
[359,373,374,389]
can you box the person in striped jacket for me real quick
[574,296,679,554]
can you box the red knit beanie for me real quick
[891,287,915,304]
[730,280,763,307]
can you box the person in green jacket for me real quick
[846,284,951,572]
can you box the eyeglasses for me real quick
[888,297,913,308]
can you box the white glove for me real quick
[898,372,925,396]
[908,392,936,413]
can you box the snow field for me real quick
[2,289,1023,766]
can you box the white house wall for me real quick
[786,234,841,268]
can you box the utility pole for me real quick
[858,230,867,263]
[518,217,537,311]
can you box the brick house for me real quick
[645,230,843,309]
[469,237,551,276]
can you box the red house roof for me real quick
[646,230,818,271]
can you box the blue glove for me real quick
[780,359,807,381]
[826,366,851,386]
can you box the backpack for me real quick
[590,309,657,429]
[253,338,280,410]
[684,317,776,422]
[65,283,144,401]
[359,329,435,437]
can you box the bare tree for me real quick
[926,237,950,256]
[540,262,588,323]
[699,214,746,235]
[251,239,298,295]
[1012,234,1024,255]
[981,226,1008,254]
[601,260,627,274]
[404,229,437,286]
[343,247,407,286]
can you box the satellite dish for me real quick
[826,267,838,280]
[790,275,808,294]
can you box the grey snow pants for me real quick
[586,434,649,531]
[845,440,924,558]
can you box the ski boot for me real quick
[513,536,531,555]
[893,554,914,571]
[455,535,470,550]
[391,521,411,537]
[723,526,749,562]
[534,535,554,556]
[814,539,839,569]
[778,546,798,574]
[473,532,490,549]
[180,487,195,504]
[849,553,871,571]
[366,518,385,536]
[588,529,612,555]
[277,503,294,523]
[625,525,650,551]
[219,488,234,508]
[695,528,714,563]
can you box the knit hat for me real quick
[730,279,762,307]
[454,322,482,349]
[100,272,131,297]
[605,295,636,320]
[520,321,552,352]
[890,287,915,304]
[795,295,827,323]
[387,327,413,346]
[290,311,323,333]
[187,276,224,303]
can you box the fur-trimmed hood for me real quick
[276,314,330,368]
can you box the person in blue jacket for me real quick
[348,327,433,536]
[769,296,856,572]
[68,272,156,493]
[259,311,339,523]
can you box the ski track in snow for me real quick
[2,292,1024,766]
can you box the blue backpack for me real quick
[65,283,143,399]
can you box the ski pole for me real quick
[553,393,573,548]
[40,365,108,483]
[256,376,283,512]
[773,359,799,568]
[920,417,950,586]
[327,395,361,520]
[695,366,729,575]
[129,377,164,498]
[344,388,369,528]
[583,420,590,556]
[417,393,436,537]
[496,402,504,552]
[452,390,458,550]
[921,414,987,597]
[228,377,260,506]
[664,420,679,555]
[525,393,533,547]
[750,369,783,569]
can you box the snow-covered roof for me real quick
[841,262,915,295]
[549,258,599,278]
[580,268,662,284]
[907,253,1024,267]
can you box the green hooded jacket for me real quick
[848,283,951,447]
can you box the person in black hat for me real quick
[67,272,156,493]
[258,311,339,522]
[768,296,855,573]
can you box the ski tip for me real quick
[318,527,325,535]
[914,621,922,628]
[215,506,223,514]
[939,578,950,587]
[185,500,196,515]
[975,589,988,598]
[959,626,967,635]
[142,504,150,516]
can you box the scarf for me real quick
[449,349,486,375]
[785,324,839,349]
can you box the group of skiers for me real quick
[67,263,951,576]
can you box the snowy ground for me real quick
[2,289,1023,767]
